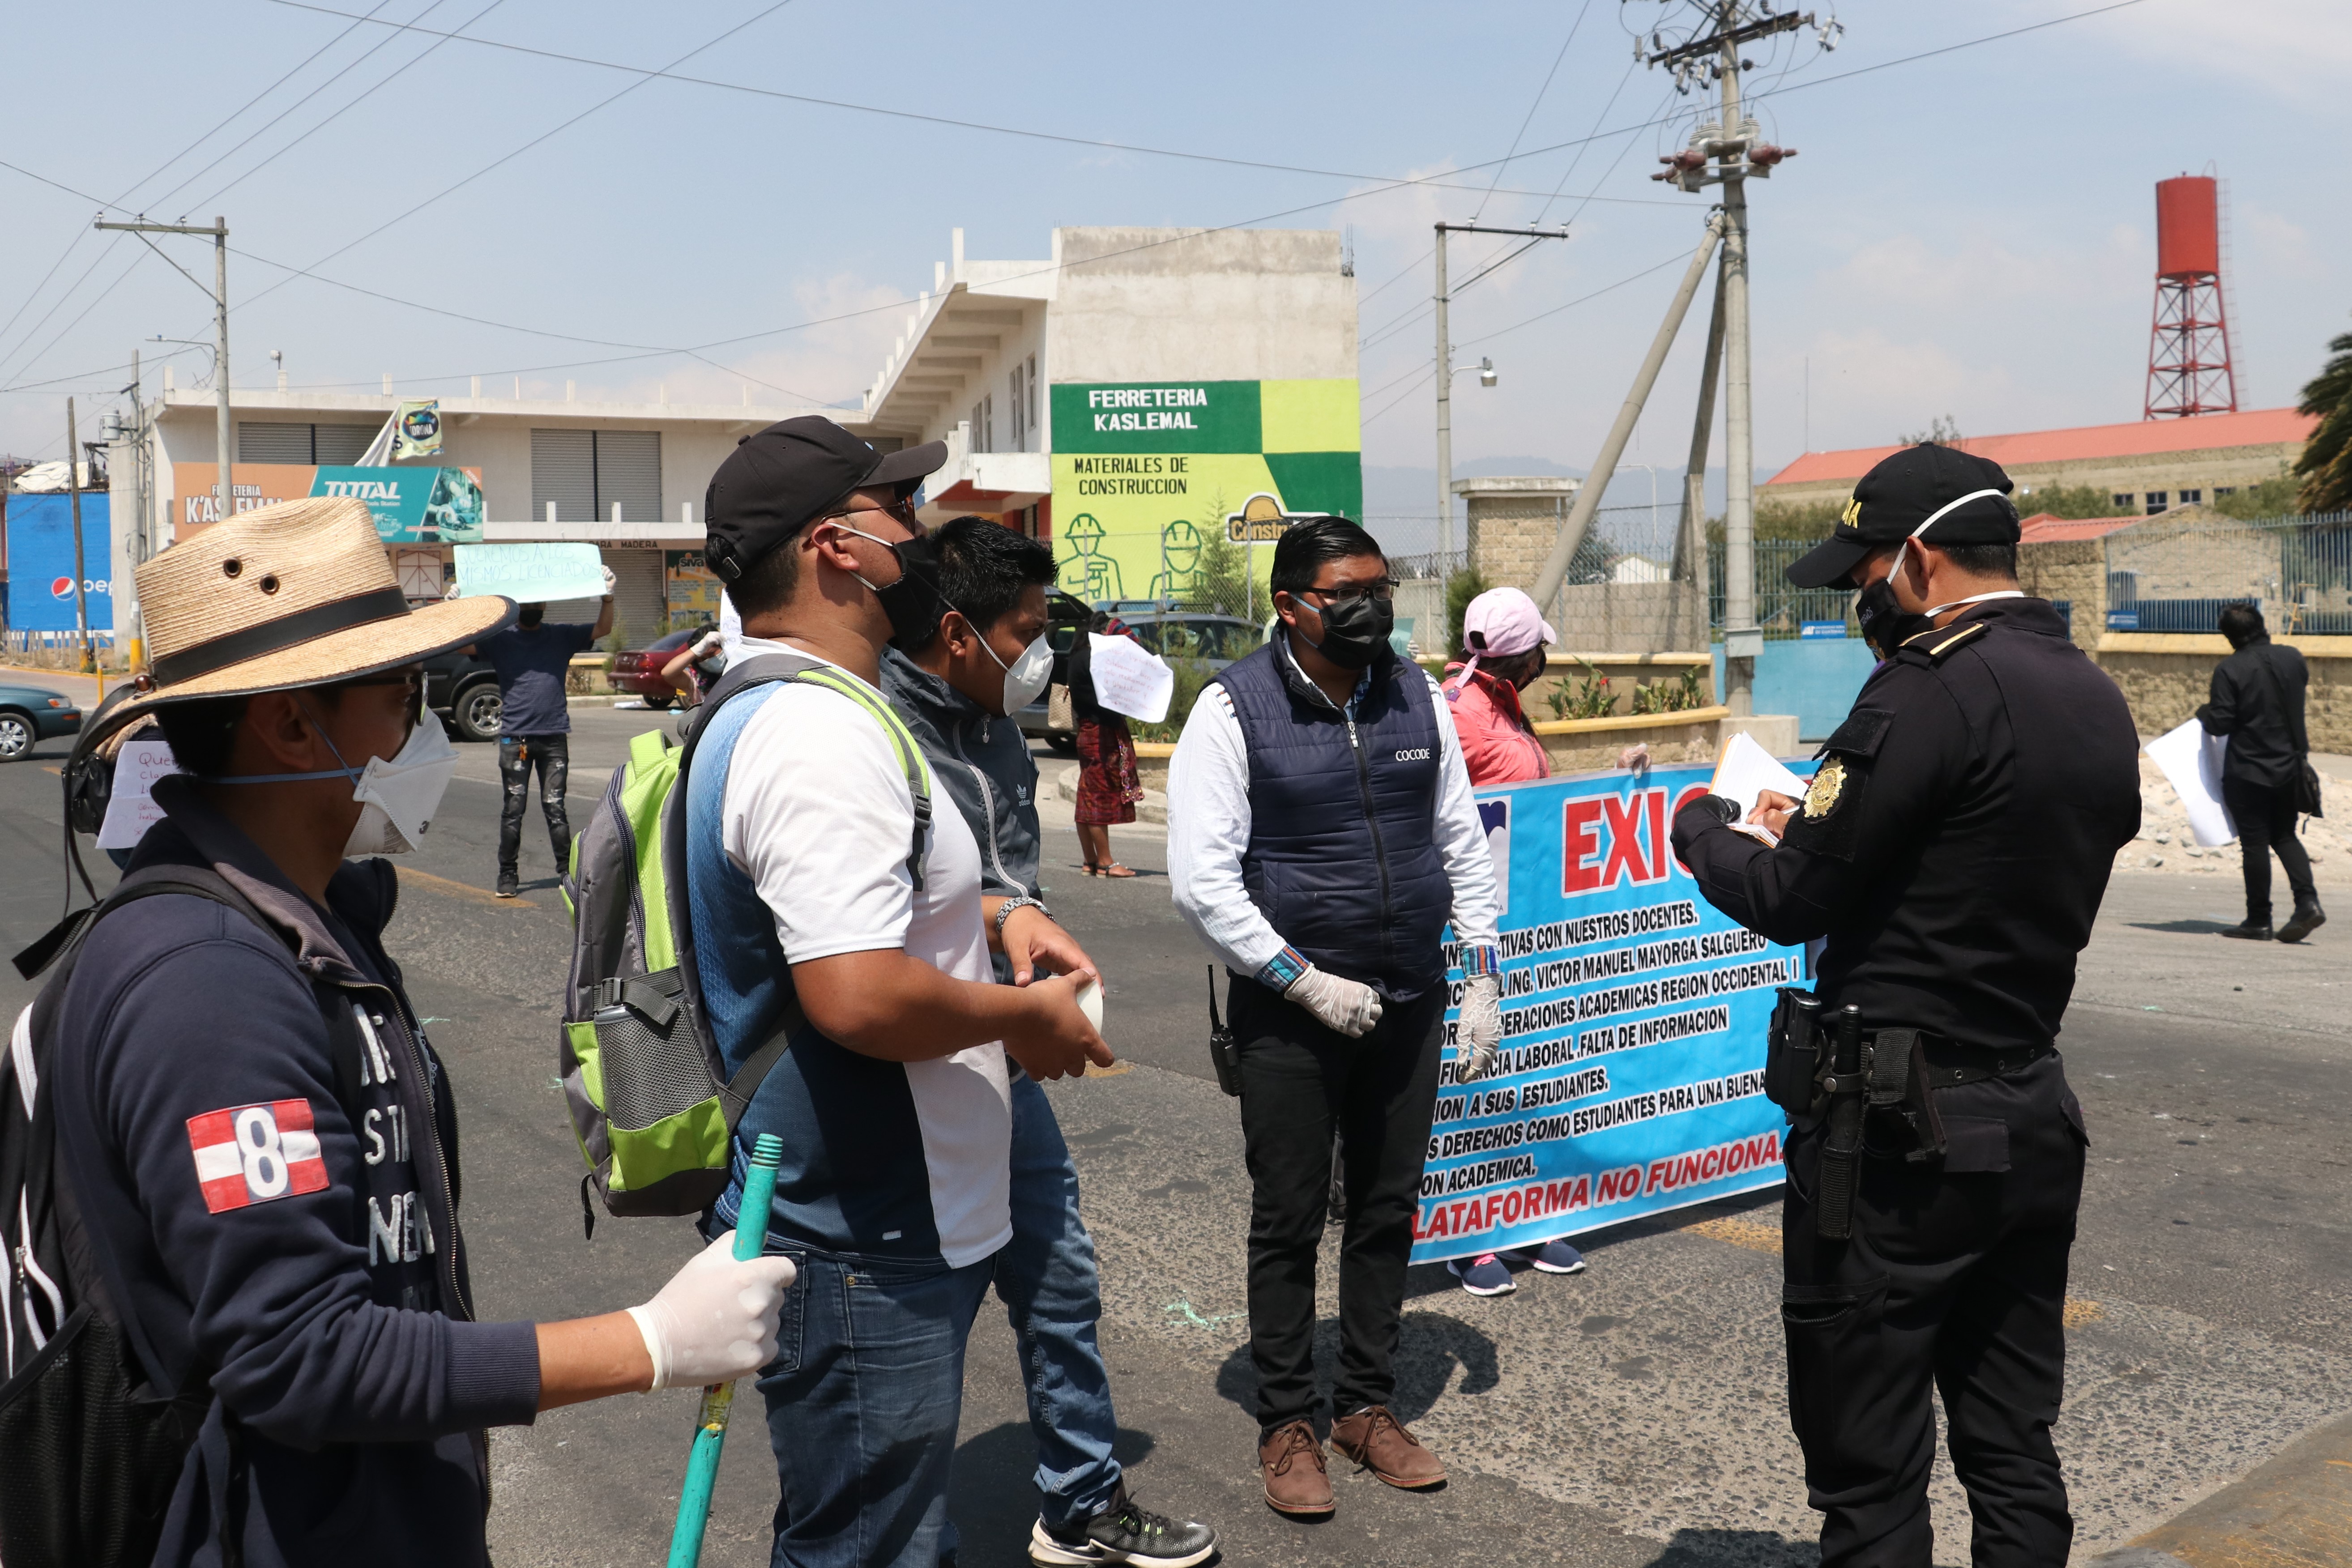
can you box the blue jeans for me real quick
[756,1248,993,1567]
[997,1068,1125,1530]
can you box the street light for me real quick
[95,215,231,529]
[1477,357,1498,388]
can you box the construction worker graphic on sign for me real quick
[1148,519,1207,603]
[1056,512,1125,602]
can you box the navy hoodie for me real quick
[51,778,541,1568]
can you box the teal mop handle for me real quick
[664,1133,784,1568]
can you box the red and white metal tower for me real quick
[2143,174,2237,419]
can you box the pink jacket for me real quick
[1442,663,1551,785]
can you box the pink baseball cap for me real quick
[1462,588,1557,658]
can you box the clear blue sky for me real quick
[0,0,2339,495]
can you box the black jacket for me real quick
[1671,598,2141,1051]
[881,647,1042,899]
[2198,636,2308,789]
[52,780,540,1568]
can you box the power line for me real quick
[0,227,93,349]
[1468,0,1593,224]
[0,238,130,383]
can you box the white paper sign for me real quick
[452,542,608,604]
[97,739,183,850]
[1087,633,1174,724]
[2145,717,2237,847]
[1709,730,1811,847]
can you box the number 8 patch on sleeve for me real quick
[188,1100,329,1212]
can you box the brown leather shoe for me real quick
[1330,1405,1447,1490]
[1259,1419,1335,1515]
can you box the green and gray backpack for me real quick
[558,651,932,1231]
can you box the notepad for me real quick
[1709,731,1810,847]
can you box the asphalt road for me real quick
[1,686,2344,1567]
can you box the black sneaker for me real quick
[2277,898,2327,944]
[2219,919,2270,940]
[495,869,520,899]
[1028,1488,1217,1567]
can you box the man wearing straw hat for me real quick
[38,497,796,1568]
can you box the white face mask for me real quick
[980,628,1054,716]
[210,704,459,858]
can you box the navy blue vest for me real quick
[1215,636,1452,1001]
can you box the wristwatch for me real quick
[993,895,1052,936]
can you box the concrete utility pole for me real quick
[96,215,231,525]
[66,397,91,672]
[1638,2,1819,709]
[1528,214,1725,613]
[1434,222,1568,571]
[1673,265,1730,654]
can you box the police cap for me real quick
[1785,443,2021,590]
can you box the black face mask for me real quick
[1298,592,1395,669]
[1854,576,1930,658]
[846,527,943,649]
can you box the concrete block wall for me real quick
[2017,538,2105,652]
[2094,634,2352,752]
[1466,505,1563,594]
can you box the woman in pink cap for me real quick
[1439,586,1590,1295]
[1441,586,1555,787]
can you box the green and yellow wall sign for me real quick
[1049,378,1361,604]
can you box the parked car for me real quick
[423,646,504,742]
[609,627,704,710]
[1015,601,1263,752]
[0,679,83,762]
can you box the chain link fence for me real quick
[2104,512,2352,634]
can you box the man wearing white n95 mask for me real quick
[37,497,793,1568]
[1167,516,1503,1518]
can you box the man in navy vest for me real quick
[1168,516,1505,1517]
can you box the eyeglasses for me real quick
[341,669,425,729]
[826,495,925,538]
[1300,577,1399,607]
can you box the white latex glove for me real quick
[625,1233,798,1390]
[1457,974,1504,1081]
[1285,964,1384,1038]
[600,564,617,597]
[693,630,725,659]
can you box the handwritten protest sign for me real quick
[452,542,607,605]
[1087,632,1174,724]
[97,739,183,851]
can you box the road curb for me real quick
[2088,1410,2352,1567]
[1054,763,1168,824]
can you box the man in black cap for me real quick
[1669,443,2141,1566]
[686,417,1114,1566]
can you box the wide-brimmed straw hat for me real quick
[76,494,514,755]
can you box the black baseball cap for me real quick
[702,416,947,582]
[1784,443,2022,590]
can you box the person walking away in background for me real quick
[469,574,614,897]
[691,418,1112,1567]
[1441,585,1555,789]
[2199,602,2326,943]
[37,498,791,1568]
[1673,445,2140,1566]
[1067,609,1145,877]
[1434,587,1588,1295]
[1168,517,1505,1518]
[881,515,1216,1567]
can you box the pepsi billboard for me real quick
[4,492,111,633]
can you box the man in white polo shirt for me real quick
[685,418,1111,1567]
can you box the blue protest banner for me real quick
[452,542,607,603]
[4,493,112,632]
[1414,761,1814,1264]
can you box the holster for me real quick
[1205,966,1242,1098]
[1814,1006,1867,1240]
[1862,1027,1948,1166]
[1765,987,1829,1124]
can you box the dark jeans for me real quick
[496,733,570,875]
[1780,1053,2088,1567]
[2223,775,2314,921]
[1231,976,1445,1432]
[755,1248,994,1567]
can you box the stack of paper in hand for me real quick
[2143,717,2237,847]
[1710,731,1810,847]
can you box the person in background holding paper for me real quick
[1067,609,1146,877]
[466,568,613,899]
[1167,517,1503,1517]
[2198,602,2325,943]
[1669,446,2139,1567]
[879,515,1217,1567]
[1442,586,1554,787]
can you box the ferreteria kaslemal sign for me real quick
[1410,767,1812,1260]
[1080,385,1213,432]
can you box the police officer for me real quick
[1670,444,2142,1566]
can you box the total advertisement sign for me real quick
[1412,762,1815,1265]
[174,464,486,544]
[4,492,112,632]
[1047,379,1361,604]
